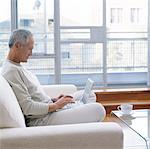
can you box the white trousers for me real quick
[27,103,106,126]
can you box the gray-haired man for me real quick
[1,29,106,126]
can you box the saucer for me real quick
[119,111,134,115]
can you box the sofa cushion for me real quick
[0,75,26,128]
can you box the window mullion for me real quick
[147,0,150,86]
[11,0,18,31]
[103,0,107,88]
[54,0,61,84]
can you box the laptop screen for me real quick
[81,78,94,104]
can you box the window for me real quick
[20,19,34,27]
[110,8,123,24]
[0,0,149,88]
[60,0,104,86]
[60,0,103,26]
[18,0,55,84]
[130,8,141,24]
[62,52,70,59]
[0,0,10,67]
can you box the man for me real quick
[1,29,106,126]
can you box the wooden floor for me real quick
[104,114,147,149]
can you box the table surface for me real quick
[112,109,150,142]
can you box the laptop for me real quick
[62,78,94,109]
[81,78,94,104]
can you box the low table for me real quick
[112,109,150,149]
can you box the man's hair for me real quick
[8,29,33,48]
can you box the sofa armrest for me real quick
[1,122,123,149]
[42,84,77,98]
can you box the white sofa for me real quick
[0,75,123,149]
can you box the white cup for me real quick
[117,104,133,115]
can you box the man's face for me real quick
[19,37,34,63]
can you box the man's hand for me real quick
[55,95,74,109]
[49,95,75,112]
[51,94,64,102]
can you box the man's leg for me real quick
[45,102,106,125]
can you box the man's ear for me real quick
[15,41,22,49]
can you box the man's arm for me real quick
[3,69,49,116]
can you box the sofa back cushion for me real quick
[0,75,26,128]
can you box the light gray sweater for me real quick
[1,60,52,119]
